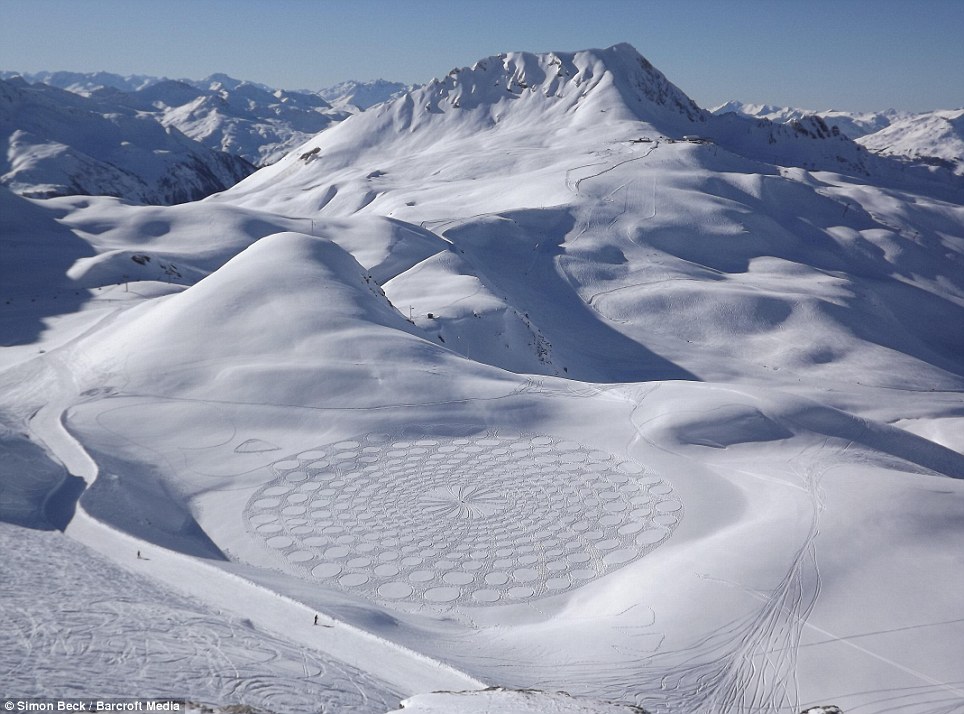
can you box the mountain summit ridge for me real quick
[231,42,954,210]
[390,43,705,134]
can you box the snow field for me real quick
[0,523,400,711]
[242,430,681,608]
[2,43,963,714]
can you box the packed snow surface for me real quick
[2,44,963,714]
[386,688,650,713]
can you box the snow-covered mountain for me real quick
[108,78,350,166]
[714,100,963,176]
[0,77,254,204]
[319,78,410,110]
[2,44,962,714]
[857,108,964,175]
[0,68,163,94]
[711,100,902,138]
[2,70,352,166]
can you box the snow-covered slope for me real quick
[858,108,964,175]
[714,100,964,176]
[387,689,650,713]
[234,43,946,216]
[320,79,410,110]
[712,100,902,138]
[2,43,962,714]
[1,70,362,166]
[0,69,162,94]
[0,78,254,204]
[117,78,350,166]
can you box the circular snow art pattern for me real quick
[244,432,682,606]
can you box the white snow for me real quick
[711,100,903,139]
[0,522,400,711]
[0,70,373,166]
[2,43,963,714]
[385,688,648,713]
[0,79,254,204]
[857,108,964,175]
[713,100,964,176]
[320,79,411,111]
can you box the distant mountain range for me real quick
[0,70,410,168]
[2,65,960,207]
[0,77,255,205]
[713,100,963,174]
[318,79,410,110]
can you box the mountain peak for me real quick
[392,43,705,134]
[319,79,409,110]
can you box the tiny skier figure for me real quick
[137,550,141,559]
[314,614,319,626]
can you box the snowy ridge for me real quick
[857,108,964,175]
[232,43,935,211]
[714,100,963,176]
[0,69,164,94]
[1,70,352,166]
[0,78,254,204]
[129,78,350,166]
[400,43,705,132]
[320,79,410,110]
[712,100,903,138]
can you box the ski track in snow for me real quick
[565,140,661,195]
[635,404,826,713]
[467,389,828,713]
[567,141,659,247]
[478,466,825,712]
[3,344,465,707]
[0,523,400,712]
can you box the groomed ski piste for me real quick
[2,44,963,714]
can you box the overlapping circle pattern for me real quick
[243,430,682,607]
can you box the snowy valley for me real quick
[1,44,963,714]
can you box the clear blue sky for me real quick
[1,0,962,112]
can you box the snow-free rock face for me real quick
[0,78,255,204]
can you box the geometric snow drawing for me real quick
[243,430,682,607]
